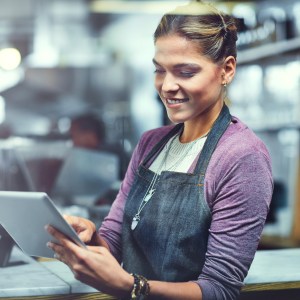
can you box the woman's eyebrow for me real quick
[173,63,200,69]
[152,59,199,69]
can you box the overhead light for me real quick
[90,1,246,15]
[0,48,22,71]
[90,1,189,14]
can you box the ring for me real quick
[54,253,60,260]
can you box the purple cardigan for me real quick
[99,117,273,300]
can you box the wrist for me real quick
[118,272,135,299]
[129,273,150,299]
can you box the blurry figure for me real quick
[65,113,128,206]
[69,113,129,180]
[70,113,106,150]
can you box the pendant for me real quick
[144,188,155,202]
[131,215,140,230]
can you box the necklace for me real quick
[131,130,209,231]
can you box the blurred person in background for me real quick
[70,113,129,181]
[70,113,106,151]
[68,113,129,205]
[47,1,273,299]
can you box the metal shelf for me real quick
[237,36,300,65]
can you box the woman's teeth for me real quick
[167,98,188,104]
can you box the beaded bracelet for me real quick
[131,273,139,299]
[130,273,150,299]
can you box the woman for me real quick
[46,1,273,299]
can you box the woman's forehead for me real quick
[154,35,210,65]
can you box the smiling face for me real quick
[154,34,229,129]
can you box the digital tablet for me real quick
[0,191,86,258]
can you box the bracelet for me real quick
[130,273,150,299]
[131,273,139,299]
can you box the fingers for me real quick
[47,240,62,255]
[47,241,64,263]
[53,252,61,261]
[54,253,59,260]
[46,226,80,268]
[63,215,81,228]
[63,214,73,221]
[46,225,78,252]
[48,242,75,269]
[63,216,87,241]
[86,245,105,253]
[77,231,92,243]
[45,225,64,242]
[62,215,96,244]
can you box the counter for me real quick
[240,248,300,299]
[0,247,113,299]
[1,247,300,299]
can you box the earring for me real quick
[223,82,227,87]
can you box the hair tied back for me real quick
[222,27,229,40]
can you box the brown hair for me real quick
[154,0,238,63]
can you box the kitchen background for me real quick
[0,0,299,249]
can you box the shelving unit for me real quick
[237,36,300,65]
[234,35,300,249]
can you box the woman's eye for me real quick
[154,69,165,74]
[179,71,195,78]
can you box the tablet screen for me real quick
[0,191,86,258]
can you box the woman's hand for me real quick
[46,225,203,300]
[46,225,133,298]
[63,215,96,244]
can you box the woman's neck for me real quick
[180,104,223,143]
[180,122,212,143]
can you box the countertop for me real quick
[1,247,300,298]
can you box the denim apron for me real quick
[122,105,231,282]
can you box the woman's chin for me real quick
[167,115,187,124]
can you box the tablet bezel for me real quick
[0,191,86,258]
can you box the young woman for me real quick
[47,1,273,299]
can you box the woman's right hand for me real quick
[63,215,96,244]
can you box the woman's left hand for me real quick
[46,225,133,298]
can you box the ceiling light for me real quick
[0,48,22,71]
[90,1,189,14]
[90,1,245,15]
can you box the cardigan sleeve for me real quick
[195,130,273,300]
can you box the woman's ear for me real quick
[222,56,236,85]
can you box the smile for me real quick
[166,98,189,104]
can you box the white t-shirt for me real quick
[149,134,207,174]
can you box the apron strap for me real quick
[141,104,231,175]
[141,123,183,167]
[194,104,232,176]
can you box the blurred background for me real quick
[0,0,299,249]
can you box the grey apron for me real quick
[122,105,231,282]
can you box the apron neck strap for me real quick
[141,104,231,173]
[193,104,232,175]
[141,123,183,167]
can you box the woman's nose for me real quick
[161,73,179,92]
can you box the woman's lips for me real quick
[166,98,189,104]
